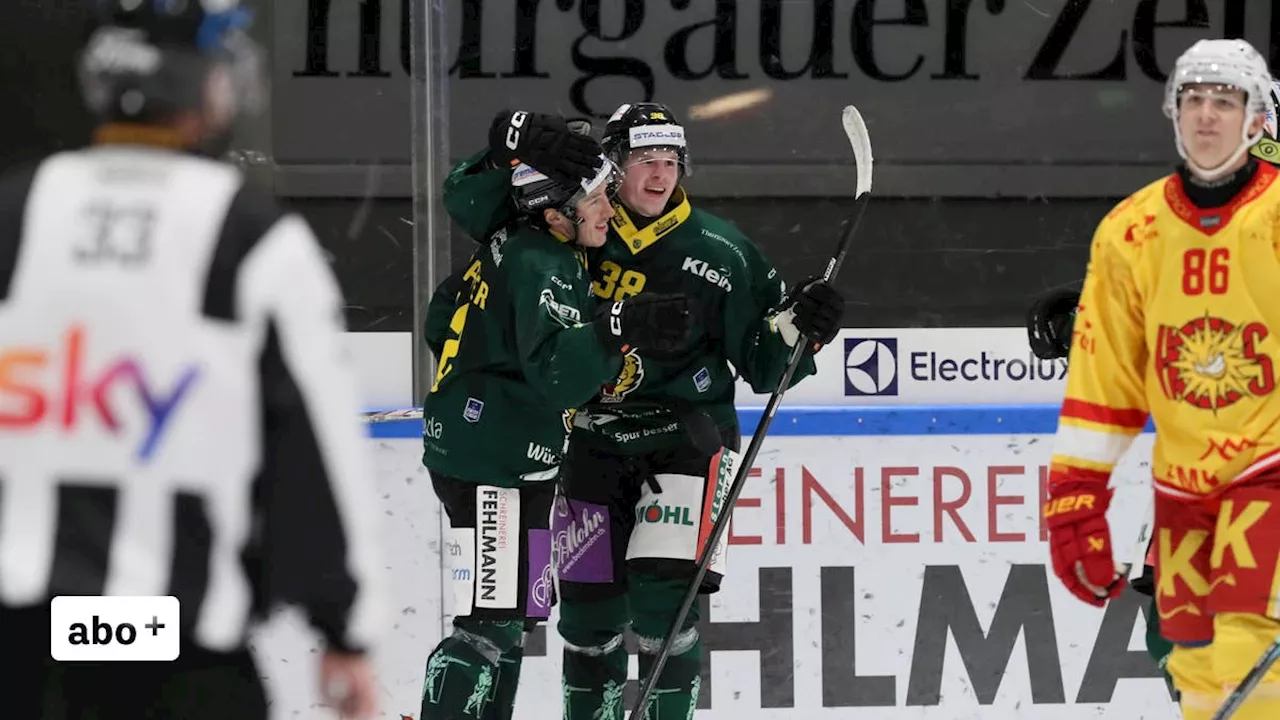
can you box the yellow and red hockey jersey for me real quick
[1050,161,1280,500]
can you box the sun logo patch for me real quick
[1155,314,1276,410]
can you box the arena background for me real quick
[5,2,1279,719]
[17,1,1277,337]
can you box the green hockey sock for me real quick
[421,621,524,720]
[630,573,704,720]
[482,641,525,720]
[562,636,627,720]
[560,594,630,720]
[636,631,702,720]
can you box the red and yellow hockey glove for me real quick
[1043,481,1124,607]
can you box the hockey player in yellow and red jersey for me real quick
[1042,38,1280,720]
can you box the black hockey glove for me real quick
[487,110,602,185]
[593,293,693,355]
[776,277,843,347]
[1026,288,1080,360]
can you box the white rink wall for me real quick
[344,328,1076,413]
[255,330,1181,719]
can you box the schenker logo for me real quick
[681,257,732,291]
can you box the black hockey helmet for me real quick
[78,0,265,143]
[510,155,621,226]
[601,103,691,177]
[1026,287,1080,361]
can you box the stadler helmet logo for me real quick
[844,338,898,396]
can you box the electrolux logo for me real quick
[844,336,1068,398]
[844,338,898,396]
[909,351,1067,384]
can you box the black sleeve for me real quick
[220,190,385,654]
[253,319,375,652]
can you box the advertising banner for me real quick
[501,433,1169,720]
[272,0,1278,198]
[249,408,1178,719]
[345,328,1072,412]
[733,327,1070,407]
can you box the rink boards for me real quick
[251,404,1182,720]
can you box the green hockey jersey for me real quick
[420,207,622,486]
[436,150,817,455]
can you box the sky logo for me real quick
[844,338,898,396]
[0,324,200,463]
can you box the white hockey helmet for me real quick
[1162,38,1274,180]
[1267,79,1280,139]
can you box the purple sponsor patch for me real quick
[550,497,613,583]
[525,529,553,618]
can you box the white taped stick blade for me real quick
[841,105,874,198]
[1123,494,1155,580]
[362,407,423,423]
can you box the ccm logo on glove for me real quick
[608,302,623,337]
[593,293,693,355]
[487,109,603,186]
[504,111,528,151]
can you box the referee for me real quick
[0,2,386,718]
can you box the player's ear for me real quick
[542,208,560,226]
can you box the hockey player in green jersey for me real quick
[441,104,845,720]
[418,146,694,720]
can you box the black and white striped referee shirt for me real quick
[0,145,385,654]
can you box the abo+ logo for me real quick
[0,324,199,462]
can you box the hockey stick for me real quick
[361,407,424,423]
[1116,495,1154,581]
[1212,637,1280,720]
[628,105,874,718]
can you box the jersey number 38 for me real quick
[592,260,647,301]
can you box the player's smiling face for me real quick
[1176,83,1264,171]
[571,184,615,248]
[618,149,680,217]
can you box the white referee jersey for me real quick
[0,145,385,654]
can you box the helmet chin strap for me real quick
[1174,112,1265,182]
[550,206,590,247]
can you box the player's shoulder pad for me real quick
[686,207,759,269]
[497,219,549,255]
[449,148,499,181]
[478,221,521,265]
[1093,174,1170,248]
[496,220,585,275]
